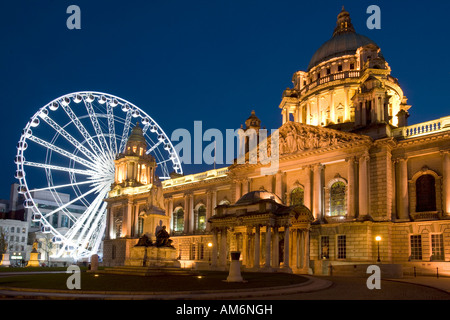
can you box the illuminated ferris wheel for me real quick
[14,92,182,260]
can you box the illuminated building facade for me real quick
[103,8,450,275]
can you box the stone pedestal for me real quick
[0,253,10,267]
[125,246,180,268]
[26,252,40,267]
[90,254,99,271]
[226,251,244,282]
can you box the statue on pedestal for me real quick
[155,226,173,248]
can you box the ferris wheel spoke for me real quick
[77,201,107,254]
[146,139,163,154]
[23,161,95,176]
[42,184,102,219]
[39,113,97,161]
[118,110,132,153]
[83,98,112,158]
[29,178,110,193]
[106,102,118,155]
[64,187,108,243]
[60,100,103,157]
[27,135,96,169]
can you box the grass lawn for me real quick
[0,271,308,292]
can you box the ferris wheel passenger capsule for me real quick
[110,98,119,107]
[24,199,34,208]
[141,117,150,125]
[49,101,59,111]
[42,225,51,233]
[52,236,62,243]
[121,103,131,112]
[14,170,25,179]
[132,109,140,118]
[30,117,40,127]
[17,141,28,150]
[86,93,95,103]
[164,143,171,150]
[98,95,107,104]
[31,213,41,222]
[14,155,25,164]
[38,108,48,118]
[158,134,165,142]
[150,125,157,133]
[73,94,83,103]
[61,96,70,106]
[22,128,32,138]
[17,185,27,194]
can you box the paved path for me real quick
[0,274,449,300]
[251,276,450,300]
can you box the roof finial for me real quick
[333,6,355,37]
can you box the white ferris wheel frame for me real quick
[15,91,183,260]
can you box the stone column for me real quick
[106,207,112,240]
[283,226,290,269]
[211,228,218,268]
[219,228,228,268]
[304,166,312,210]
[254,225,260,269]
[347,157,356,218]
[189,194,194,233]
[442,151,450,216]
[358,153,369,217]
[272,227,279,268]
[397,158,409,220]
[303,229,310,271]
[122,201,133,238]
[264,226,272,268]
[168,197,174,232]
[313,164,324,220]
[344,86,349,121]
[206,191,212,232]
[242,231,248,266]
[184,195,189,234]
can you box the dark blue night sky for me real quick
[0,0,449,199]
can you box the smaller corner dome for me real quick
[127,122,146,144]
[235,189,283,205]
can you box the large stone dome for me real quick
[307,7,380,71]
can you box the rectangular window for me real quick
[431,234,444,261]
[337,235,346,259]
[338,65,343,72]
[190,244,196,260]
[320,236,329,259]
[350,63,355,70]
[410,235,422,260]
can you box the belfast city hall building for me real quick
[103,8,450,276]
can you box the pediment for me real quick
[261,122,371,157]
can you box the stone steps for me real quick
[98,266,199,277]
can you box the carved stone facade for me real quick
[102,8,450,275]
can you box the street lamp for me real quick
[375,236,381,263]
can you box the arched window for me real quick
[196,204,206,231]
[330,181,346,216]
[416,174,436,212]
[290,187,304,206]
[172,208,184,232]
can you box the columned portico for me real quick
[209,190,313,274]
